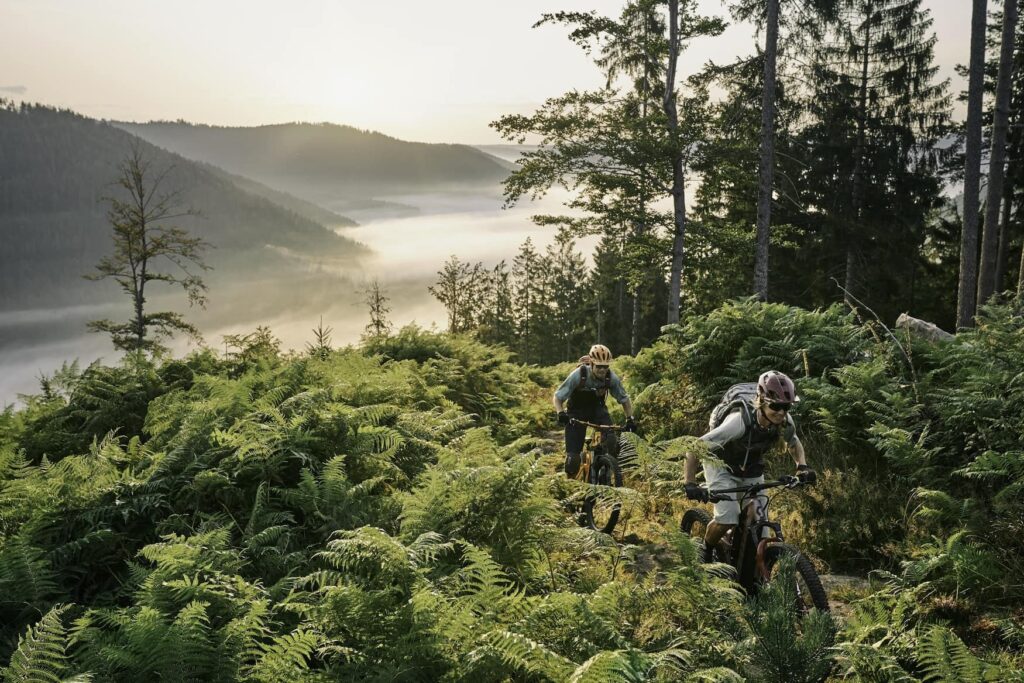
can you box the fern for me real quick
[2,604,92,683]
[916,625,1005,683]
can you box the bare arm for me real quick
[685,451,699,485]
[789,438,807,468]
[685,412,745,485]
[620,398,633,419]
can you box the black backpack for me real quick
[709,382,758,430]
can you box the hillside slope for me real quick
[115,120,512,202]
[0,103,367,311]
[2,309,1022,680]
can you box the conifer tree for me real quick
[803,0,949,308]
[361,279,392,340]
[494,1,723,345]
[307,317,334,358]
[545,235,590,362]
[477,261,517,348]
[429,256,485,334]
[511,239,547,363]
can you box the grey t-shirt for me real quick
[554,366,630,405]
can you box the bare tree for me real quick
[957,0,988,328]
[978,0,1019,304]
[86,145,209,353]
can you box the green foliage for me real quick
[741,558,836,683]
[630,297,1024,633]
[2,605,91,683]
[916,625,1018,682]
[5,300,1024,679]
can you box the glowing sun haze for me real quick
[2,0,970,144]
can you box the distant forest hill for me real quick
[0,102,367,312]
[114,120,513,203]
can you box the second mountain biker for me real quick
[552,344,636,478]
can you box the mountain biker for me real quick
[553,344,635,478]
[683,371,816,562]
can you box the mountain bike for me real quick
[680,477,829,612]
[569,418,625,534]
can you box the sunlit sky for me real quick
[2,0,971,144]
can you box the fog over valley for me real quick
[0,108,578,403]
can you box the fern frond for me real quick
[3,604,92,683]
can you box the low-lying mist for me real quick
[1,187,588,404]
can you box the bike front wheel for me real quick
[583,453,622,534]
[761,543,830,613]
[680,508,729,564]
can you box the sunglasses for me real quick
[593,364,609,370]
[767,402,792,412]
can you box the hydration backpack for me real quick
[709,382,758,430]
[577,357,611,397]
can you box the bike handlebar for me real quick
[568,418,627,431]
[706,476,804,502]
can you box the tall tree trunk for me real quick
[754,0,780,301]
[1019,223,1024,296]
[631,289,640,355]
[995,179,1014,289]
[665,0,686,324]
[958,0,989,328]
[978,0,1019,304]
[847,1,872,303]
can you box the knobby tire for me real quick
[762,542,830,612]
[583,453,622,534]
[680,508,726,563]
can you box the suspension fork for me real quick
[754,516,784,579]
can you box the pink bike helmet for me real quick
[757,371,799,403]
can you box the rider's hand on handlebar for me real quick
[557,410,570,426]
[623,416,637,433]
[796,465,817,485]
[685,482,710,503]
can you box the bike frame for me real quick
[709,479,799,593]
[568,419,624,483]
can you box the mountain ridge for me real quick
[114,119,513,204]
[0,102,367,312]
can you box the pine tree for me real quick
[495,1,724,346]
[429,256,485,334]
[477,261,516,349]
[545,235,590,362]
[361,279,393,340]
[803,0,949,310]
[511,239,548,363]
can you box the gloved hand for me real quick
[557,410,570,426]
[685,482,710,503]
[796,465,817,485]
[623,416,637,433]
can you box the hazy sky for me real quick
[2,0,971,144]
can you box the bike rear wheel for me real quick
[583,453,622,534]
[762,543,830,613]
